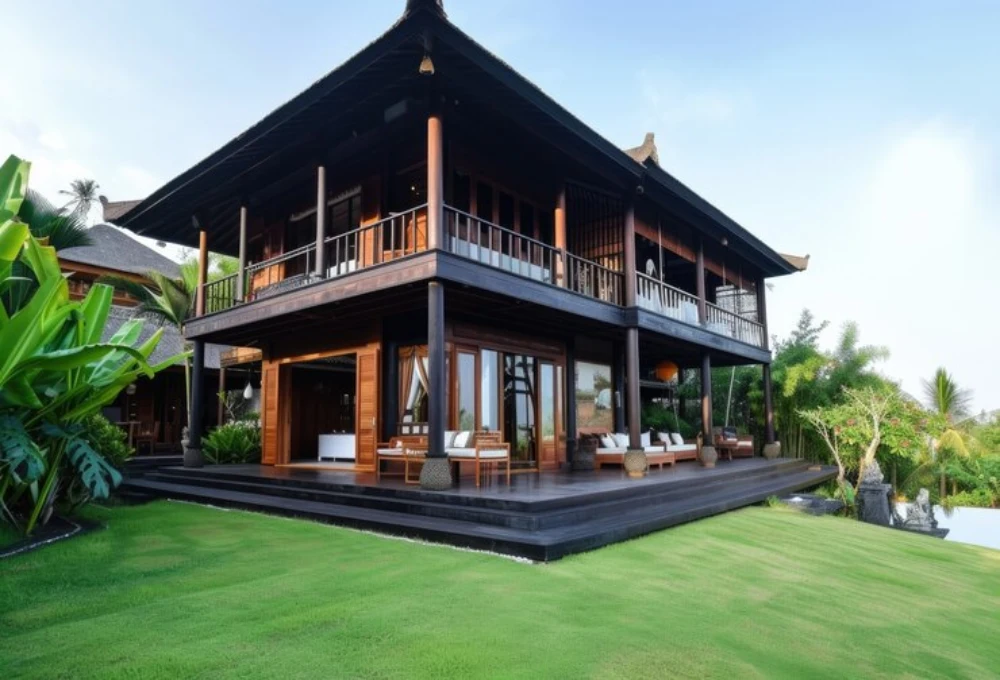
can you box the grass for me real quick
[2,502,999,679]
[0,523,21,550]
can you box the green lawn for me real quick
[2,502,998,679]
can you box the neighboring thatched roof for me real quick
[60,224,181,279]
[101,305,224,370]
[99,196,143,222]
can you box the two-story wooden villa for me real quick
[119,0,803,491]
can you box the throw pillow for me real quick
[453,431,471,448]
[600,434,617,450]
[613,433,630,448]
[670,432,685,447]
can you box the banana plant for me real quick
[0,154,186,535]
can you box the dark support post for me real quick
[186,340,206,468]
[695,238,707,324]
[623,199,637,307]
[420,281,452,489]
[427,111,444,250]
[382,340,399,442]
[195,230,208,317]
[756,276,769,350]
[699,351,718,467]
[564,336,577,469]
[625,327,641,449]
[315,165,327,276]
[236,206,248,301]
[613,343,625,433]
[217,367,227,426]
[763,363,776,445]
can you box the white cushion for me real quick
[377,448,403,456]
[640,432,651,448]
[444,430,458,448]
[596,447,627,455]
[666,443,697,453]
[670,432,684,447]
[613,433,630,448]
[452,431,471,448]
[658,432,671,445]
[446,447,475,457]
[600,434,617,450]
[643,446,665,453]
[475,449,508,459]
[736,441,753,448]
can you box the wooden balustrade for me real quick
[705,301,766,348]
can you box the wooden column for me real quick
[695,238,707,324]
[564,336,577,467]
[756,276,769,350]
[315,165,327,276]
[236,206,248,301]
[763,363,776,444]
[554,184,567,286]
[625,327,641,449]
[427,113,444,250]
[186,339,206,468]
[427,281,446,457]
[195,230,208,317]
[217,367,227,426]
[700,352,713,439]
[623,199,637,307]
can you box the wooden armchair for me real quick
[447,430,511,487]
[134,421,159,456]
[375,435,427,480]
[714,430,754,460]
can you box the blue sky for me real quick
[5,0,999,412]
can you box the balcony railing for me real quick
[705,301,766,348]
[445,206,557,285]
[197,203,763,350]
[636,272,700,325]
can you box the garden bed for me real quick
[0,516,102,560]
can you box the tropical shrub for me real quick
[203,421,261,465]
[641,403,696,438]
[82,413,134,469]
[0,154,182,535]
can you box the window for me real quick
[457,352,476,430]
[476,182,494,222]
[498,192,515,230]
[575,361,613,433]
[480,349,499,430]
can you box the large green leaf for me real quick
[0,414,45,484]
[64,435,122,499]
[0,276,69,388]
[0,155,30,222]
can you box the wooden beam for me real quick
[554,184,567,285]
[195,230,209,317]
[236,206,248,302]
[623,199,636,307]
[315,165,327,276]
[695,238,707,324]
[427,112,444,250]
[187,339,206,467]
[564,335,576,467]
[756,276,769,350]
[700,351,713,439]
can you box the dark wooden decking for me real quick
[124,458,835,561]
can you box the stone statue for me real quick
[860,459,884,485]
[857,459,892,527]
[901,489,938,531]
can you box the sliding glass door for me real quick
[503,355,537,470]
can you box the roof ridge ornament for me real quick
[403,0,446,19]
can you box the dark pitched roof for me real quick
[59,224,182,279]
[101,305,224,370]
[99,196,143,222]
[118,1,798,277]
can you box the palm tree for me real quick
[921,368,975,498]
[4,190,93,312]
[59,179,100,220]
[923,367,973,423]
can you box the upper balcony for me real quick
[202,203,766,350]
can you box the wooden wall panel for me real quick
[355,348,380,469]
[261,361,280,465]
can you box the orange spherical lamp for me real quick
[654,360,679,382]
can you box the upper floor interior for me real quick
[117,0,803,353]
